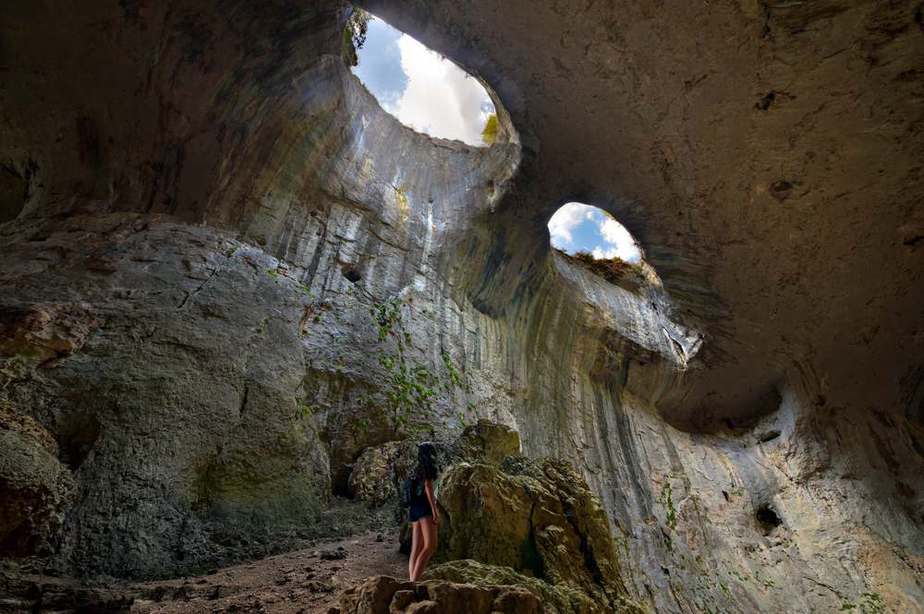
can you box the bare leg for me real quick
[410,516,438,581]
[409,521,422,580]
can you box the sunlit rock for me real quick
[434,457,640,612]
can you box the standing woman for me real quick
[408,442,440,581]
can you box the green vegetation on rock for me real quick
[368,296,468,437]
[341,8,369,67]
[481,113,499,145]
[555,249,650,291]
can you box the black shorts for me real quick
[409,500,432,522]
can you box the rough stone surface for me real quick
[426,559,642,614]
[348,441,416,508]
[434,457,636,612]
[334,575,541,614]
[0,217,333,578]
[0,401,75,557]
[456,419,521,464]
[0,1,922,612]
[348,421,520,508]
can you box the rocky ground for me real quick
[1,530,405,614]
[130,530,405,614]
[1,423,646,613]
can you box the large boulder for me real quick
[334,575,541,614]
[456,419,520,464]
[0,400,75,556]
[432,456,642,613]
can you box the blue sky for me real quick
[548,203,642,262]
[352,15,495,146]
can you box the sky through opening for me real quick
[547,203,642,263]
[351,14,496,146]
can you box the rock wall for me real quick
[1,0,923,612]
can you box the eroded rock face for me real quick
[0,217,332,577]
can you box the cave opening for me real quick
[547,202,657,288]
[755,504,783,534]
[547,202,642,262]
[344,8,498,147]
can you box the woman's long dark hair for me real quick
[416,442,439,481]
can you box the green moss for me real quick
[340,8,369,67]
[859,592,885,614]
[481,113,499,145]
[369,296,465,437]
[394,185,409,212]
[441,350,465,391]
[427,559,646,614]
[659,481,677,530]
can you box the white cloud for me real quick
[390,35,492,146]
[591,246,620,260]
[599,216,642,262]
[547,202,589,246]
[548,202,642,263]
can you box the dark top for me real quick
[408,463,437,522]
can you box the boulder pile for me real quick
[343,421,644,613]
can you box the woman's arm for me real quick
[424,479,439,525]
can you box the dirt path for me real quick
[129,530,405,614]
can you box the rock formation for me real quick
[0,400,74,557]
[430,456,644,613]
[1,0,922,611]
[347,420,521,509]
[349,441,416,509]
[342,436,645,613]
[335,575,541,614]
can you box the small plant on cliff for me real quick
[556,249,649,290]
[441,350,464,391]
[342,8,370,67]
[858,592,885,614]
[481,113,499,145]
[368,295,468,436]
[659,481,678,531]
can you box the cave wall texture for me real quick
[1,1,923,612]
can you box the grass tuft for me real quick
[555,249,648,289]
[481,113,499,145]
